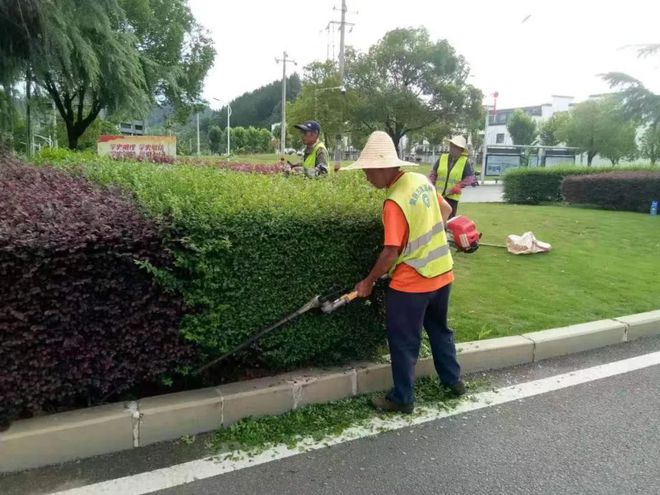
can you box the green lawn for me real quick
[167,156,659,342]
[450,204,660,342]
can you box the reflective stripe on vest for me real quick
[437,153,467,201]
[303,141,327,169]
[386,172,453,278]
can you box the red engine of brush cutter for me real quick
[446,215,481,253]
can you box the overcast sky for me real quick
[189,0,660,110]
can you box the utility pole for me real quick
[275,51,296,154]
[338,0,347,83]
[212,97,232,156]
[327,1,355,80]
[328,1,355,168]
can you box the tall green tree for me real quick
[345,28,483,151]
[556,97,636,166]
[208,125,222,154]
[539,112,569,146]
[6,0,214,149]
[0,0,43,150]
[640,124,660,165]
[287,60,347,147]
[602,73,660,164]
[598,107,637,165]
[602,44,660,165]
[507,109,537,145]
[36,0,150,149]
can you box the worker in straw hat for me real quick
[429,135,475,218]
[342,131,465,414]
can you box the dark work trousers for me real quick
[385,284,461,405]
[445,198,459,219]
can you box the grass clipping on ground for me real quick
[210,377,483,458]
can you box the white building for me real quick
[485,95,575,146]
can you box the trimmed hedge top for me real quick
[503,165,657,204]
[37,155,390,370]
[562,171,660,213]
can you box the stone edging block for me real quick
[614,310,660,341]
[457,335,535,373]
[0,402,134,472]
[523,319,626,361]
[3,309,659,473]
[138,388,222,447]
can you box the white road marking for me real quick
[52,351,660,495]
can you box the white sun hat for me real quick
[341,131,418,170]
[448,135,468,149]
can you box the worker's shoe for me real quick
[370,396,414,414]
[445,380,466,397]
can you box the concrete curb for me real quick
[2,309,660,473]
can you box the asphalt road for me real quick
[2,335,659,495]
[156,359,659,494]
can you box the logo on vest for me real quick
[409,183,434,208]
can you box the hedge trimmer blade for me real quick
[194,295,322,374]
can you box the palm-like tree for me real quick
[602,44,660,165]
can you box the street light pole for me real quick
[481,91,498,185]
[212,97,232,156]
[276,51,297,154]
[281,54,286,154]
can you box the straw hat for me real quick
[448,135,467,150]
[341,131,418,170]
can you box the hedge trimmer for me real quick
[194,289,358,374]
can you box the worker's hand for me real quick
[448,186,461,195]
[354,279,374,298]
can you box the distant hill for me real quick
[221,74,301,129]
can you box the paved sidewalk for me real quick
[460,184,504,203]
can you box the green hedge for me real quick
[562,171,660,212]
[502,166,657,205]
[35,152,387,371]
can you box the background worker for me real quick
[428,135,475,218]
[285,120,328,177]
[343,131,465,414]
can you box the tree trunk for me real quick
[25,74,32,156]
[65,108,102,150]
[587,151,596,166]
[387,132,401,157]
[67,131,79,150]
